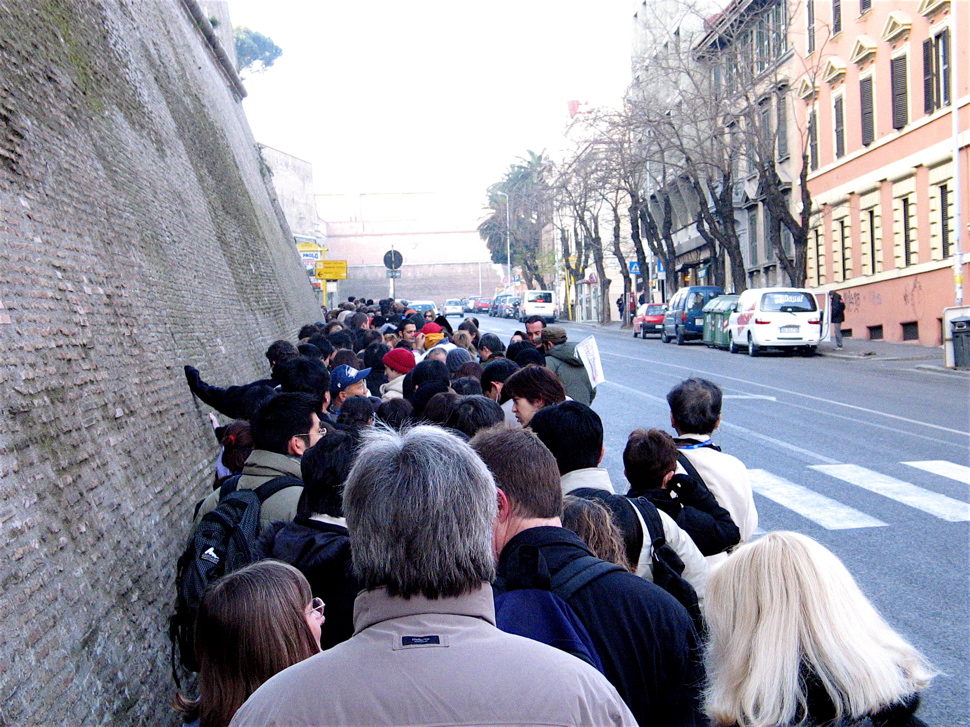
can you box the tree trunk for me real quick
[589,216,611,324]
[610,201,633,326]
[628,193,651,305]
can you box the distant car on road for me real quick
[503,297,522,319]
[443,299,465,318]
[490,295,510,317]
[633,303,667,337]
[408,300,438,317]
[519,290,557,323]
[462,298,477,312]
[475,297,492,314]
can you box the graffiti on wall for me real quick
[843,289,882,313]
[901,277,925,317]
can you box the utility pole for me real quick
[951,19,964,306]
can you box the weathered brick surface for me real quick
[0,2,319,724]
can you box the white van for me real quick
[519,290,557,323]
[727,287,822,356]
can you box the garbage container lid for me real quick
[951,317,970,330]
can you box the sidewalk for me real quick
[561,318,966,375]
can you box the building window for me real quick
[923,28,951,114]
[776,92,789,159]
[832,0,842,35]
[860,76,875,146]
[868,324,883,340]
[839,219,851,280]
[901,321,919,341]
[901,197,915,266]
[807,0,816,53]
[891,55,908,130]
[867,208,878,274]
[748,208,759,266]
[940,185,951,257]
[834,96,845,158]
[860,0,871,12]
[808,110,819,170]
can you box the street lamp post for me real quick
[495,190,511,291]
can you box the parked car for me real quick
[490,294,510,317]
[475,297,492,314]
[519,290,557,323]
[633,303,667,338]
[727,287,822,356]
[442,299,465,318]
[408,300,438,317]
[503,297,522,319]
[661,286,724,345]
[463,297,477,312]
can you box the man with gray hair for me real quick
[231,426,636,727]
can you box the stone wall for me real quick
[344,262,505,304]
[0,2,319,724]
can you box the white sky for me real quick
[227,1,637,218]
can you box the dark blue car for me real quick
[661,286,725,345]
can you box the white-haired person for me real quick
[704,531,935,727]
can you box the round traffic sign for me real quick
[383,249,403,270]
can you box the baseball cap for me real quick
[330,364,371,394]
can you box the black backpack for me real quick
[626,496,705,636]
[569,487,704,634]
[169,474,302,680]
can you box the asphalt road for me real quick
[472,313,969,726]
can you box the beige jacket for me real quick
[379,374,405,401]
[231,584,636,727]
[193,450,303,530]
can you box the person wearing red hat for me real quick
[380,348,416,402]
[421,322,445,351]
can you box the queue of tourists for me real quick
[175,296,934,727]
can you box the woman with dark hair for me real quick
[501,364,566,426]
[422,391,460,426]
[402,358,450,401]
[561,496,632,572]
[336,395,376,437]
[175,561,321,727]
[330,349,362,372]
[213,420,253,489]
[258,432,360,649]
[375,397,413,430]
[362,342,390,398]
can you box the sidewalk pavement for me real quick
[561,319,966,375]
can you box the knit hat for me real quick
[445,347,473,373]
[383,347,416,375]
[421,322,443,334]
[540,326,568,346]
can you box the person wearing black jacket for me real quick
[258,430,360,649]
[471,426,706,727]
[624,428,739,557]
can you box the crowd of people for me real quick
[177,296,935,727]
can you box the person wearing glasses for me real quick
[193,392,322,530]
[175,560,323,727]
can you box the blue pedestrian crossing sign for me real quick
[628,261,640,274]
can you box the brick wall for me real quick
[0,2,319,724]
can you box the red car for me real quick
[475,298,492,313]
[633,303,667,338]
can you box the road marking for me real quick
[901,461,970,486]
[603,381,840,464]
[724,395,778,401]
[749,469,888,529]
[598,350,968,436]
[811,464,970,522]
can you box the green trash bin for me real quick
[703,295,739,348]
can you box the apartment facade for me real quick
[796,0,968,345]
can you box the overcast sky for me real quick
[227,1,637,218]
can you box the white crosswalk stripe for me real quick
[748,469,888,530]
[811,464,970,522]
[901,460,970,486]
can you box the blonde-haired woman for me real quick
[705,532,934,727]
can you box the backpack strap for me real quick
[550,554,625,602]
[634,496,666,548]
[218,473,243,502]
[252,475,303,502]
[676,452,708,491]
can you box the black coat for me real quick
[495,526,706,727]
[184,365,276,421]
[629,474,740,556]
[258,517,360,650]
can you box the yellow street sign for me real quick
[315,260,347,280]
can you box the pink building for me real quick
[795,0,968,345]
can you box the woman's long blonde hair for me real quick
[704,531,934,727]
